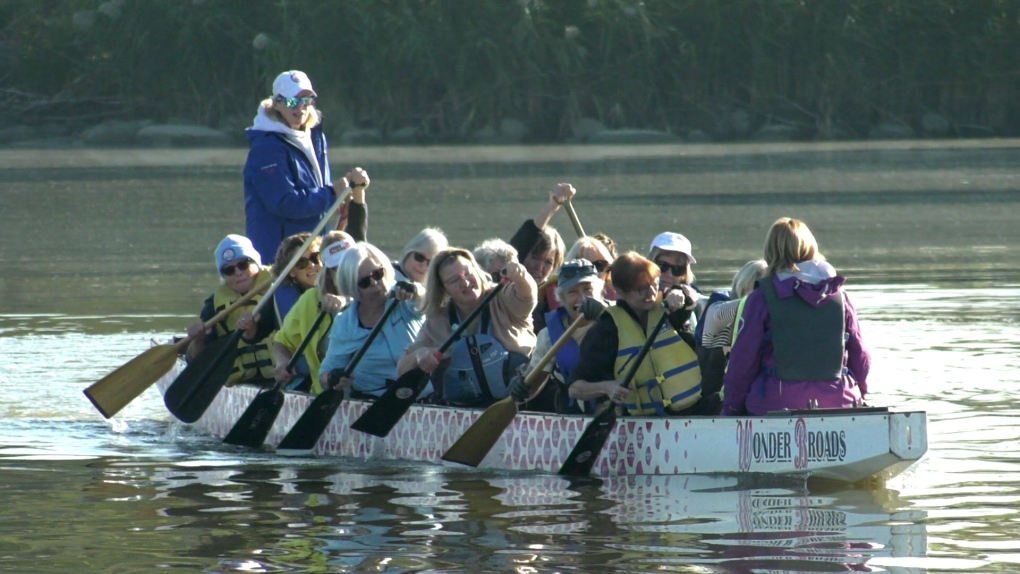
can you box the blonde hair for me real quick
[261,99,321,130]
[565,236,613,264]
[732,259,768,298]
[420,248,494,318]
[763,217,825,277]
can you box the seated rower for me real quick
[272,231,354,393]
[319,243,426,399]
[398,248,536,408]
[507,259,608,414]
[508,183,571,332]
[473,238,518,282]
[186,235,276,387]
[721,218,870,416]
[393,228,448,285]
[568,252,719,416]
[269,231,322,326]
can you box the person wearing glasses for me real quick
[722,218,871,416]
[268,232,322,325]
[568,252,718,416]
[398,249,537,407]
[565,236,616,300]
[243,69,369,263]
[185,235,276,387]
[647,231,704,334]
[393,228,449,284]
[319,243,427,398]
[272,231,355,393]
[507,259,608,413]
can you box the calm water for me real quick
[2,142,1019,573]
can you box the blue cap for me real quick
[215,234,262,272]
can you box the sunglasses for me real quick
[294,252,321,270]
[592,260,610,273]
[411,252,430,265]
[221,259,253,276]
[654,260,686,276]
[357,268,386,289]
[276,95,316,109]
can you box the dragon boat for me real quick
[155,359,926,483]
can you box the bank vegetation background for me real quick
[2,0,1018,143]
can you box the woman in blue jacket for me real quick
[243,70,365,263]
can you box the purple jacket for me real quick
[721,261,870,416]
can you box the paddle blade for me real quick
[276,388,345,451]
[222,387,285,448]
[441,397,518,467]
[558,407,618,477]
[84,343,181,419]
[350,370,429,438]
[163,332,241,423]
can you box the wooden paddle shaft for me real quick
[564,199,585,238]
[173,278,271,353]
[247,187,352,321]
[524,314,587,385]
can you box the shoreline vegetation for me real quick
[1,1,1017,149]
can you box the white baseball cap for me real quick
[649,232,697,264]
[273,70,317,99]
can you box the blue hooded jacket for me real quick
[243,104,335,264]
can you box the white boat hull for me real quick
[156,360,926,483]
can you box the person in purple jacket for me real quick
[243,70,367,263]
[721,217,870,416]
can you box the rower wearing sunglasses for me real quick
[319,243,428,399]
[244,70,368,264]
[185,235,276,387]
[647,232,705,336]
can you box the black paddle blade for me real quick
[222,387,285,448]
[276,388,345,451]
[349,370,429,438]
[164,331,241,423]
[558,407,618,477]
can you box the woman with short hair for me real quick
[319,243,426,398]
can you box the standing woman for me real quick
[244,69,365,263]
[272,231,354,393]
[721,218,871,416]
[319,243,424,398]
[398,249,537,407]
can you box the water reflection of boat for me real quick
[156,360,926,482]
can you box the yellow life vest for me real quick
[212,268,275,386]
[607,305,702,416]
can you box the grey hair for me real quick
[473,238,518,273]
[334,243,394,302]
[732,259,768,298]
[399,228,449,270]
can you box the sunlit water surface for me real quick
[2,143,1019,573]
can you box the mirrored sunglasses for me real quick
[357,268,386,289]
[221,259,253,276]
[294,251,321,270]
[276,95,316,109]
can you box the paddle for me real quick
[275,297,402,452]
[83,279,270,419]
[558,305,670,477]
[564,199,585,238]
[163,187,351,423]
[222,310,329,448]
[442,313,589,467]
[350,282,507,438]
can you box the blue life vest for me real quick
[543,307,581,381]
[440,304,528,406]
